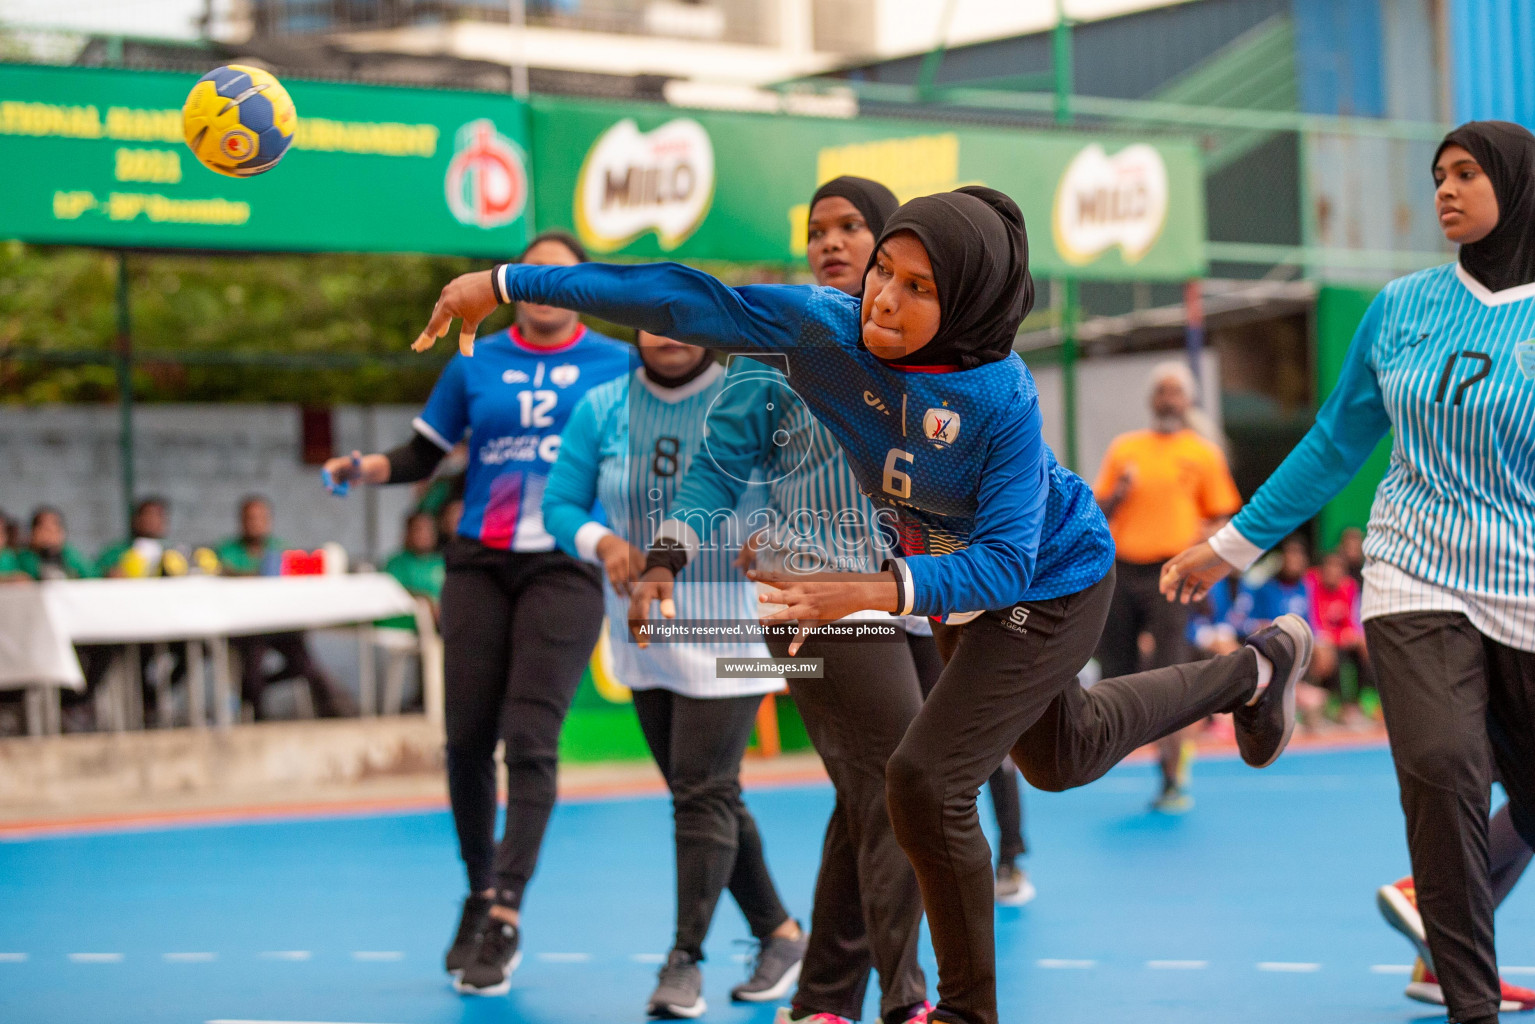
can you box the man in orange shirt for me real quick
[1094,362,1242,812]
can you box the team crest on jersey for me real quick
[1517,339,1535,381]
[550,364,580,387]
[922,408,960,448]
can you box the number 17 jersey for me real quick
[413,325,634,551]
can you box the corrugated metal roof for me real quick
[1451,0,1535,124]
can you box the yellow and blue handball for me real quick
[182,64,297,177]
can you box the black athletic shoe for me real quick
[731,927,807,1003]
[647,949,706,1018]
[444,893,491,976]
[454,916,521,996]
[1235,613,1313,768]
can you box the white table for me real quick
[0,574,437,734]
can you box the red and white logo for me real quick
[445,119,529,229]
[922,407,960,448]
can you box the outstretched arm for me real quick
[413,264,824,357]
[1161,292,1391,602]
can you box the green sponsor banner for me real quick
[531,98,1206,280]
[0,62,531,255]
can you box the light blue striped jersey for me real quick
[668,356,891,578]
[1229,262,1535,646]
[543,363,780,698]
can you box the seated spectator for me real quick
[1306,550,1374,726]
[93,496,189,722]
[0,507,94,581]
[1233,535,1312,636]
[0,509,17,555]
[380,512,444,629]
[1338,526,1366,583]
[218,495,357,720]
[436,497,464,550]
[96,496,175,577]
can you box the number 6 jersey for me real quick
[497,261,1116,618]
[414,324,635,551]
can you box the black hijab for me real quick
[1435,120,1535,293]
[868,186,1034,369]
[809,176,900,254]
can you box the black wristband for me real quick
[644,540,689,578]
[489,264,509,304]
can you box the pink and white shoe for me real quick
[772,1008,850,1024]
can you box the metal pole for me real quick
[1053,0,1080,472]
[115,252,136,534]
[508,0,529,99]
[1183,279,1205,391]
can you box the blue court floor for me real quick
[4,745,1533,1024]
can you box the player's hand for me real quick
[748,570,899,656]
[413,269,500,357]
[1160,541,1236,605]
[321,451,388,489]
[595,534,647,598]
[733,529,767,572]
[627,567,677,649]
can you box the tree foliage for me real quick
[0,242,517,404]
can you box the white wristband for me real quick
[574,522,615,564]
[1208,522,1265,572]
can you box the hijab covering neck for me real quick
[809,176,899,257]
[1435,120,1535,293]
[869,186,1034,369]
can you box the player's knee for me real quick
[1395,733,1483,787]
[885,745,942,845]
[1014,751,1076,793]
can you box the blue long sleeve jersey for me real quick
[497,261,1114,617]
[1228,263,1535,601]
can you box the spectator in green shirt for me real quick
[95,496,173,578]
[215,494,286,576]
[380,512,445,630]
[219,495,356,720]
[0,507,94,581]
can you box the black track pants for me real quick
[632,687,791,959]
[909,632,1027,864]
[1367,612,1535,1024]
[440,539,604,909]
[766,631,929,1021]
[888,568,1258,1024]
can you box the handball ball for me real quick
[183,64,296,177]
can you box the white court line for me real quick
[1370,964,1413,974]
[259,951,312,961]
[1503,966,1535,975]
[1147,960,1208,970]
[1037,959,1096,969]
[68,952,124,963]
[631,953,667,964]
[208,1020,414,1024]
[0,953,28,963]
[1257,962,1321,973]
[536,952,590,963]
[164,952,218,963]
[351,952,403,962]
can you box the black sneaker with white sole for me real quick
[647,949,706,1019]
[1235,613,1313,768]
[444,893,491,976]
[730,928,807,1003]
[454,916,522,996]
